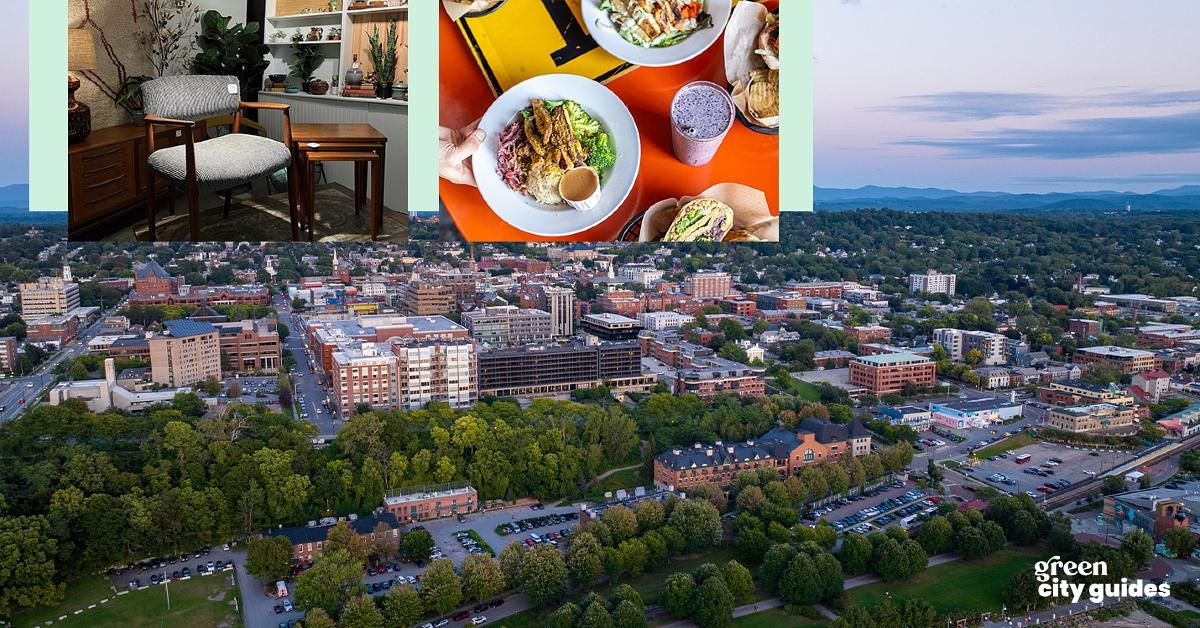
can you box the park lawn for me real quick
[14,574,242,628]
[11,574,115,628]
[848,548,1041,615]
[731,608,826,627]
[974,432,1037,459]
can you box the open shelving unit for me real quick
[263,0,410,105]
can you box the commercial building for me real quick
[1105,294,1180,314]
[129,284,269,307]
[1068,319,1102,338]
[1076,346,1157,374]
[933,328,1008,365]
[215,319,281,373]
[580,313,643,342]
[667,356,765,399]
[929,397,1023,429]
[1103,480,1200,541]
[877,405,933,431]
[845,325,892,345]
[618,263,664,285]
[306,315,469,375]
[684,272,733,298]
[27,314,81,347]
[752,290,806,311]
[400,281,455,316]
[19,277,80,321]
[849,353,937,396]
[1157,405,1200,439]
[596,289,643,316]
[1036,380,1134,407]
[786,282,845,299]
[265,513,401,562]
[652,419,872,490]
[638,311,694,331]
[476,341,654,398]
[149,320,222,387]
[1045,403,1138,433]
[462,306,552,345]
[909,270,957,296]
[1138,327,1200,349]
[49,358,196,413]
[1131,370,1172,404]
[382,485,479,522]
[539,285,576,337]
[0,336,15,373]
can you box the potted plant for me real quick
[193,10,271,100]
[367,18,399,99]
[289,42,326,93]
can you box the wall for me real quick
[68,0,249,130]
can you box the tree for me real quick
[759,543,798,593]
[1102,476,1127,495]
[460,554,506,602]
[871,538,911,581]
[1003,568,1043,612]
[899,598,936,628]
[566,531,605,587]
[634,499,665,533]
[420,559,463,614]
[617,538,649,577]
[603,505,639,543]
[380,584,422,628]
[916,516,953,555]
[952,526,990,561]
[498,541,527,588]
[667,499,722,551]
[662,572,696,618]
[837,533,872,574]
[735,485,766,513]
[1164,526,1197,559]
[1121,528,1154,570]
[302,608,338,628]
[612,599,647,628]
[0,515,63,616]
[326,520,372,564]
[402,529,434,562]
[721,560,755,601]
[578,600,615,628]
[779,552,821,605]
[692,575,735,628]
[926,458,944,488]
[245,535,293,583]
[294,549,366,619]
[549,602,582,628]
[340,595,384,628]
[519,545,569,607]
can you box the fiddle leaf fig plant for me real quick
[193,10,271,97]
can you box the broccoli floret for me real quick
[584,132,616,172]
[564,101,602,137]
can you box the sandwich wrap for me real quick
[640,183,779,242]
[663,199,736,242]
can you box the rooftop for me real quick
[1079,345,1154,358]
[853,352,932,366]
[162,319,218,338]
[264,512,400,546]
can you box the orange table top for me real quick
[438,1,780,242]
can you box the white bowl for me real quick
[581,0,733,67]
[472,74,641,238]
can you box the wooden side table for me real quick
[290,123,388,241]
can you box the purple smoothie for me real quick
[670,81,735,166]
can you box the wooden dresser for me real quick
[68,122,206,241]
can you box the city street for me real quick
[275,296,340,438]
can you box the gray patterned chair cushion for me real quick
[142,75,241,121]
[148,133,292,192]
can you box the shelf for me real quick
[268,12,343,24]
[347,6,409,16]
[261,90,409,107]
[268,40,344,45]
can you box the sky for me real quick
[815,0,1200,193]
[0,1,29,189]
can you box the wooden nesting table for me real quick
[290,123,388,241]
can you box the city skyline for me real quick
[0,2,28,190]
[815,0,1200,194]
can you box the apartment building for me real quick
[331,343,399,416]
[265,513,400,562]
[845,325,893,345]
[752,291,806,311]
[596,289,643,316]
[462,306,552,345]
[149,320,221,387]
[539,285,576,337]
[383,485,479,522]
[1036,380,1134,406]
[330,338,476,418]
[684,272,733,298]
[669,356,765,399]
[306,315,469,375]
[0,336,17,373]
[214,319,281,373]
[933,328,1008,365]
[19,277,80,321]
[1076,346,1157,374]
[1068,319,1102,338]
[400,281,455,316]
[638,311,694,331]
[849,353,938,396]
[476,341,653,398]
[1046,403,1139,433]
[909,270,957,296]
[786,282,845,299]
[653,419,872,490]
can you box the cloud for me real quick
[878,89,1200,121]
[894,110,1200,159]
[1011,173,1200,187]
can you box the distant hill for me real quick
[814,185,1200,213]
[0,184,29,209]
[0,207,66,226]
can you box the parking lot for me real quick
[422,502,580,564]
[961,441,1135,500]
[804,479,938,535]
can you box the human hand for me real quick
[439,121,486,187]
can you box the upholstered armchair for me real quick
[142,75,297,241]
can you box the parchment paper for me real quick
[639,183,779,242]
[442,0,505,21]
[724,1,779,129]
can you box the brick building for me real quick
[214,319,282,373]
[1076,346,1157,374]
[382,485,479,522]
[684,272,733,298]
[264,513,400,562]
[849,353,937,396]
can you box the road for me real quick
[274,295,339,438]
[0,307,114,423]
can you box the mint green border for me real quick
[32,2,68,212]
[410,0,811,221]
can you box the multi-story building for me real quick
[1068,318,1102,339]
[684,272,733,298]
[637,311,694,331]
[1131,370,1172,404]
[786,282,845,299]
[399,281,455,316]
[539,285,576,337]
[383,485,479,522]
[1105,294,1180,314]
[134,259,176,295]
[845,325,893,345]
[933,328,1008,365]
[129,284,269,307]
[214,319,281,373]
[1138,327,1200,349]
[618,263,664,285]
[462,306,552,345]
[652,419,872,490]
[720,299,757,317]
[27,315,81,347]
[668,356,765,398]
[579,313,643,342]
[0,336,17,373]
[149,320,222,387]
[877,405,933,431]
[1076,346,1157,374]
[476,341,654,398]
[1036,380,1134,406]
[1103,480,1200,541]
[306,315,470,375]
[849,353,937,396]
[752,290,806,311]
[596,289,643,316]
[392,340,477,411]
[909,270,957,296]
[331,343,399,416]
[1046,404,1139,433]
[265,513,400,562]
[19,277,80,321]
[929,397,1023,429]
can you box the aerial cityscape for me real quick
[0,208,1192,628]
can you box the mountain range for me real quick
[0,184,28,209]
[814,185,1200,213]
